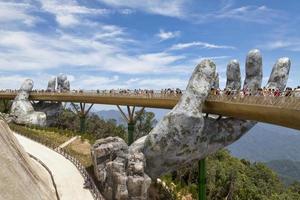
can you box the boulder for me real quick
[91,137,151,200]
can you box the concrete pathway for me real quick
[15,133,94,200]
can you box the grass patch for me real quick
[10,123,71,147]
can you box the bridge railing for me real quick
[206,95,300,109]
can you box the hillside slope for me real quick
[228,123,300,162]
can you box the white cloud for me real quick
[71,75,119,89]
[170,41,235,50]
[0,2,38,26]
[39,0,110,27]
[260,39,300,51]
[97,0,186,18]
[0,30,185,74]
[97,1,284,25]
[195,5,285,24]
[156,29,180,41]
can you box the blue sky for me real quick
[0,0,300,90]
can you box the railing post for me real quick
[127,122,135,145]
[198,158,206,200]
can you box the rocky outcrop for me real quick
[10,79,46,126]
[91,137,151,200]
[0,120,56,200]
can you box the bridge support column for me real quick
[71,103,94,134]
[117,105,145,145]
[198,158,206,200]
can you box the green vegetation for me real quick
[265,160,300,185]
[0,100,11,113]
[10,123,71,147]
[162,149,300,200]
[56,108,127,142]
[134,109,157,140]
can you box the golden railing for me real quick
[0,91,299,130]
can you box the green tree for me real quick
[133,109,157,140]
[162,149,300,200]
[55,108,126,141]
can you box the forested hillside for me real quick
[163,150,300,200]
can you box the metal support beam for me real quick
[79,115,86,133]
[116,105,145,145]
[198,159,206,200]
[71,102,93,134]
[127,122,135,145]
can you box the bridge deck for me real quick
[0,92,299,130]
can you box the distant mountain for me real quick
[264,160,300,185]
[96,110,126,125]
[95,108,169,125]
[228,123,300,162]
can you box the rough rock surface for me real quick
[10,79,46,126]
[243,49,263,91]
[92,49,291,198]
[91,137,151,200]
[47,77,56,92]
[34,74,70,126]
[57,73,70,92]
[33,102,63,126]
[0,120,55,200]
[266,57,291,91]
[226,59,241,90]
[141,59,216,178]
[212,72,219,89]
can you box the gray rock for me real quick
[226,59,241,90]
[212,72,219,89]
[57,73,67,92]
[91,137,151,200]
[140,59,216,178]
[33,102,63,126]
[63,80,70,91]
[243,49,263,91]
[10,79,46,126]
[0,120,56,200]
[47,77,56,92]
[266,57,291,91]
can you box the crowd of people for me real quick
[209,86,300,97]
[0,86,300,97]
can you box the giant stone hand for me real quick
[92,49,291,199]
[10,79,46,126]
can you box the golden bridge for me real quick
[0,91,299,130]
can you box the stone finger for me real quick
[226,59,241,90]
[243,49,263,92]
[266,57,291,91]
